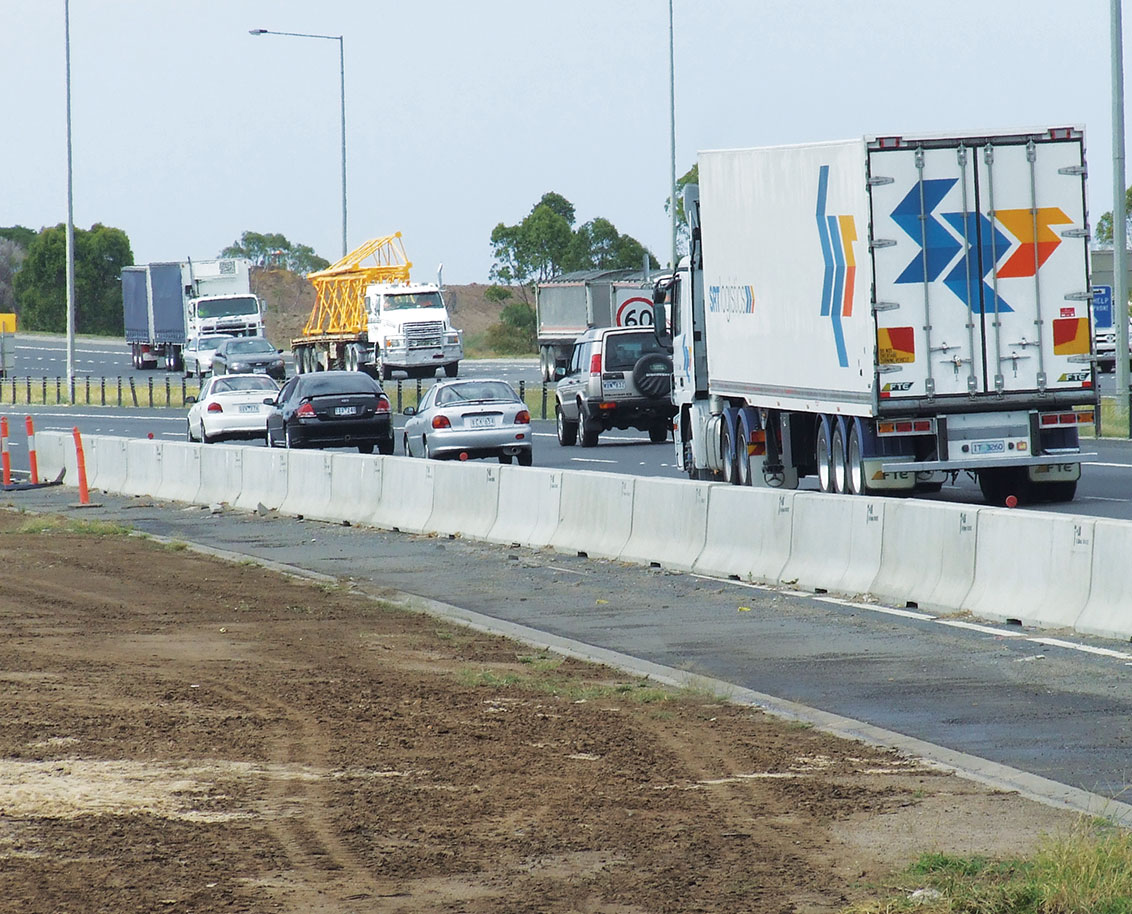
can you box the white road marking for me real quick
[934,619,1027,637]
[1029,637,1132,660]
[569,457,618,464]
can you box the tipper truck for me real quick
[657,127,1096,505]
[294,233,463,379]
[536,269,661,381]
[122,258,264,371]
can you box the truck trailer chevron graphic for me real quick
[815,165,857,368]
[890,179,1071,314]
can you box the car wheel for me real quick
[186,419,195,442]
[648,419,668,443]
[423,437,434,460]
[498,454,514,465]
[517,449,533,467]
[358,442,375,454]
[580,419,600,448]
[402,433,411,456]
[200,421,214,445]
[556,405,578,446]
[379,437,394,456]
[285,424,299,449]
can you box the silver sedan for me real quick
[403,379,532,465]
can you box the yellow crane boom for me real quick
[302,233,413,336]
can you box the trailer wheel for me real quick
[720,422,738,485]
[444,363,458,378]
[846,423,875,496]
[815,419,835,493]
[978,467,1030,506]
[831,423,848,494]
[1034,479,1078,503]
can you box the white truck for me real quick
[536,270,660,381]
[658,127,1096,505]
[122,258,264,371]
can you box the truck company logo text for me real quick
[815,165,857,369]
[707,284,756,314]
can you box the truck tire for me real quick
[556,405,578,446]
[539,347,552,382]
[831,423,848,494]
[648,419,668,443]
[633,354,673,399]
[978,467,1029,506]
[846,423,875,496]
[1036,479,1078,503]
[720,421,738,485]
[444,363,458,378]
[815,419,836,493]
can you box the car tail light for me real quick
[432,415,451,429]
[376,396,391,414]
[589,352,602,374]
[296,401,316,418]
[207,402,223,413]
[514,410,530,424]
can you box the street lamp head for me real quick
[248,28,267,35]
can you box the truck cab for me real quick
[364,282,463,379]
[188,293,264,339]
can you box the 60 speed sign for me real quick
[615,296,654,327]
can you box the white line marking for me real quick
[814,596,935,621]
[934,619,1027,637]
[569,458,618,464]
[1029,637,1132,660]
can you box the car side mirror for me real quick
[262,396,276,406]
[403,406,417,416]
[185,395,197,405]
[554,365,567,380]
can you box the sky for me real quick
[2,1,1129,284]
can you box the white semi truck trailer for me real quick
[658,127,1096,505]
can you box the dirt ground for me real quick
[0,512,1082,914]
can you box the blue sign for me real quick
[1094,284,1113,330]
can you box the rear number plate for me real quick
[467,415,496,428]
[238,404,260,414]
[971,440,1005,455]
[603,379,626,391]
[334,406,358,416]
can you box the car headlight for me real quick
[230,361,247,371]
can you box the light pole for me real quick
[249,28,347,258]
[668,0,677,271]
[64,0,76,400]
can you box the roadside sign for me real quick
[1093,284,1113,329]
[615,296,654,328]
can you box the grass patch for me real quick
[844,819,1132,913]
[9,516,131,537]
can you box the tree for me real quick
[665,163,699,258]
[484,300,537,354]
[0,225,37,250]
[13,223,133,334]
[0,238,27,313]
[220,231,330,274]
[1095,184,1132,245]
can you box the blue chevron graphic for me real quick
[892,179,961,284]
[940,212,1014,313]
[815,166,849,367]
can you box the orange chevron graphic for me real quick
[995,207,1072,278]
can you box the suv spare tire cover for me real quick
[633,353,673,399]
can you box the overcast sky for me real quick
[2,1,1127,284]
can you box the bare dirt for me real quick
[0,512,1082,913]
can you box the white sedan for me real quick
[183,334,234,378]
[186,373,280,444]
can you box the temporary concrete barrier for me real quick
[279,449,335,520]
[120,439,163,498]
[486,466,563,548]
[231,446,289,513]
[961,509,1095,630]
[549,471,635,559]
[196,446,243,506]
[426,461,500,539]
[1077,518,1132,640]
[319,452,383,525]
[153,442,202,505]
[778,492,886,596]
[692,487,796,584]
[89,435,130,494]
[367,456,435,534]
[870,500,979,612]
[619,477,710,571]
[34,430,69,481]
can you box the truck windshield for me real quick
[197,295,259,318]
[384,292,444,311]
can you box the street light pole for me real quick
[249,28,347,258]
[668,0,677,271]
[64,0,76,401]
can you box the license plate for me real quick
[971,440,1006,455]
[603,379,626,391]
[467,415,496,428]
[334,405,358,416]
[238,404,260,414]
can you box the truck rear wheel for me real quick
[846,423,876,496]
[815,420,835,493]
[831,424,848,494]
[444,362,458,378]
[978,467,1030,506]
[720,422,738,485]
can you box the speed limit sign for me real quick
[615,296,654,328]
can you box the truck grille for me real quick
[405,321,445,349]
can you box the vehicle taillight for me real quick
[207,402,223,413]
[296,401,316,418]
[376,396,391,414]
[589,353,602,374]
[514,410,530,424]
[432,415,451,429]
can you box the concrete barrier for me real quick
[549,471,635,559]
[367,456,435,534]
[34,430,70,482]
[120,439,163,498]
[778,493,886,596]
[692,487,796,584]
[486,466,563,548]
[231,446,289,513]
[279,450,335,520]
[196,446,243,506]
[1077,518,1132,640]
[870,500,978,611]
[619,478,711,571]
[426,461,500,539]
[961,509,1095,630]
[89,435,129,494]
[319,453,383,525]
[153,441,202,504]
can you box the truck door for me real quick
[868,130,1090,400]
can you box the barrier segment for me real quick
[486,466,563,548]
[280,450,335,520]
[619,477,710,571]
[367,456,435,533]
[426,461,500,539]
[120,439,163,498]
[778,493,886,596]
[693,487,796,584]
[870,500,978,612]
[323,453,383,525]
[33,431,69,482]
[549,472,635,559]
[232,447,289,513]
[196,446,243,507]
[961,509,1094,630]
[152,442,202,505]
[1077,519,1132,640]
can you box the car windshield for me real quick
[603,332,664,371]
[211,376,277,393]
[383,292,444,311]
[196,336,231,350]
[435,381,517,405]
[226,338,275,355]
[301,374,379,396]
[197,295,259,318]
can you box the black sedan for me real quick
[265,370,395,454]
[211,336,286,380]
